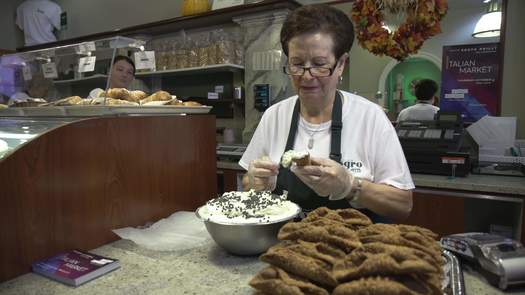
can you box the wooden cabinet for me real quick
[217,165,245,193]
[403,188,465,236]
[0,115,217,282]
[404,187,524,244]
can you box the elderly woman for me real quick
[239,4,414,221]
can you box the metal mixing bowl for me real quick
[195,205,301,256]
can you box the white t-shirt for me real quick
[239,90,415,190]
[397,102,439,122]
[16,0,62,46]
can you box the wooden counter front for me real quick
[0,115,217,282]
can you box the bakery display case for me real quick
[0,36,213,117]
[0,117,75,159]
[0,114,217,282]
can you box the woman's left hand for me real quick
[291,157,352,198]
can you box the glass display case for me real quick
[0,36,213,117]
[0,117,75,159]
[0,36,144,102]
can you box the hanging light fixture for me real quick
[472,0,502,38]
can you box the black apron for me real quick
[273,91,389,223]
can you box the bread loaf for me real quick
[183,101,202,107]
[105,98,139,106]
[128,90,147,103]
[104,88,130,101]
[77,98,96,105]
[140,91,172,104]
[168,99,185,106]
[53,96,83,106]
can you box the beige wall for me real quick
[56,0,183,40]
[333,1,525,137]
[501,0,525,138]
[333,3,497,99]
[0,0,26,50]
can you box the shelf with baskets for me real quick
[135,64,244,77]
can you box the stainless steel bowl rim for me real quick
[195,204,301,226]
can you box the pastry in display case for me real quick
[0,36,211,117]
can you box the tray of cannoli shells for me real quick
[249,207,465,295]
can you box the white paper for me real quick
[22,66,32,81]
[215,85,224,93]
[467,115,517,152]
[212,0,244,10]
[134,51,156,71]
[41,62,58,79]
[208,92,219,99]
[78,56,96,73]
[112,211,211,251]
[76,41,96,54]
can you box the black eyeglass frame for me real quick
[283,60,341,77]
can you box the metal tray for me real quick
[443,249,465,295]
[0,105,212,117]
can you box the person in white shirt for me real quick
[239,4,414,222]
[16,0,62,46]
[397,79,440,122]
[88,56,136,98]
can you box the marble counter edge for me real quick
[412,174,525,196]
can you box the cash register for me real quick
[396,111,476,177]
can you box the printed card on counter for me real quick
[78,56,96,73]
[32,249,120,287]
[75,41,96,54]
[134,51,156,71]
[208,92,219,99]
[41,62,58,79]
[22,66,32,81]
[215,85,224,93]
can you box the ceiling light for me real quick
[472,0,501,38]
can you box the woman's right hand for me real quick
[244,156,279,191]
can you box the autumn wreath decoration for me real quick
[351,0,448,61]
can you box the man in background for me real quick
[16,0,62,46]
[397,79,440,122]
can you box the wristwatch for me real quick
[347,177,363,208]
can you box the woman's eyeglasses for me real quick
[283,63,338,77]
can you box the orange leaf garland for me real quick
[351,0,448,61]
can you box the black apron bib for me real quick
[273,92,389,223]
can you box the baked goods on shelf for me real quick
[250,207,445,295]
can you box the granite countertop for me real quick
[217,161,525,196]
[2,239,525,295]
[412,173,525,196]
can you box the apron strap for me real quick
[330,91,343,163]
[285,99,301,151]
